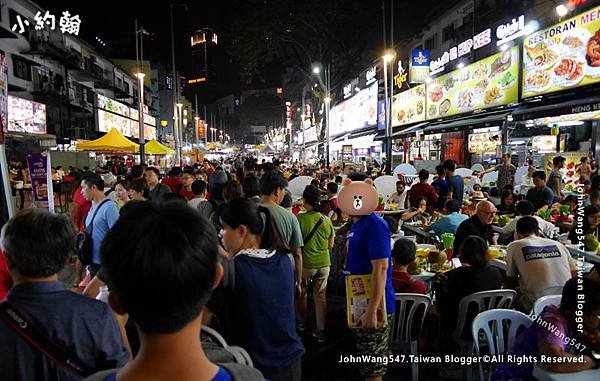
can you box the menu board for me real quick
[392,85,426,127]
[97,93,157,138]
[7,95,47,134]
[427,46,519,119]
[329,83,378,137]
[532,135,557,153]
[523,5,600,98]
[98,109,132,137]
[468,131,502,153]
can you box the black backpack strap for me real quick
[303,215,325,245]
[85,198,112,233]
[0,300,95,377]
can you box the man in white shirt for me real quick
[499,200,555,242]
[505,216,576,312]
[389,180,408,209]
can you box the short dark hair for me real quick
[160,192,188,206]
[145,167,160,177]
[83,173,104,191]
[436,165,445,177]
[563,195,578,204]
[101,202,219,334]
[303,185,321,209]
[335,176,343,183]
[280,189,293,208]
[392,238,417,266]
[516,216,539,235]
[442,159,456,172]
[515,200,535,216]
[130,178,148,198]
[223,180,243,202]
[242,175,260,198]
[191,180,207,196]
[261,162,276,173]
[532,171,546,181]
[590,188,600,201]
[259,170,288,196]
[553,156,566,166]
[244,160,257,171]
[581,157,588,163]
[168,167,182,177]
[459,236,488,269]
[445,199,461,213]
[348,172,368,181]
[327,182,338,194]
[419,169,429,181]
[560,277,600,314]
[384,216,399,235]
[1,209,76,278]
[130,165,144,179]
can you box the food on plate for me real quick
[444,76,455,90]
[497,215,510,227]
[584,234,599,252]
[407,108,415,120]
[525,43,559,68]
[416,86,425,97]
[490,51,512,76]
[457,89,474,108]
[498,71,515,88]
[473,63,488,79]
[416,248,430,258]
[563,36,584,49]
[429,84,443,102]
[484,85,501,104]
[526,69,551,89]
[567,162,575,170]
[459,69,471,81]
[428,250,446,265]
[554,58,584,81]
[587,29,600,67]
[428,104,437,117]
[440,99,451,115]
[416,100,424,115]
[566,170,574,177]
[396,109,406,122]
[475,79,489,94]
[430,262,452,272]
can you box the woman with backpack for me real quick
[219,199,304,381]
[296,185,334,343]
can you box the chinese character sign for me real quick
[12,10,81,36]
[26,152,54,212]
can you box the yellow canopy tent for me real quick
[140,139,175,155]
[77,128,139,152]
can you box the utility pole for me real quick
[170,3,187,165]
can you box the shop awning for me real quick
[77,128,139,153]
[348,127,378,139]
[512,96,600,121]
[394,121,430,137]
[332,133,351,143]
[424,110,511,134]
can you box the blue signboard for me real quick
[411,50,430,66]
[377,100,385,130]
[410,50,430,83]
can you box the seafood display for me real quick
[425,46,518,119]
[391,84,426,127]
[523,6,600,97]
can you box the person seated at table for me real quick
[558,195,579,214]
[499,200,555,242]
[568,205,600,246]
[408,169,438,214]
[401,197,429,223]
[428,199,468,236]
[470,183,489,200]
[519,165,536,196]
[492,278,600,380]
[453,200,497,257]
[437,236,502,335]
[389,180,408,209]
[391,239,426,294]
[526,171,555,209]
[506,217,577,312]
[497,190,516,216]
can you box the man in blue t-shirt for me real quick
[431,165,451,210]
[344,176,395,381]
[444,159,465,203]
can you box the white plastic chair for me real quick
[455,168,473,178]
[453,289,517,381]
[470,163,485,172]
[472,309,532,381]
[481,171,498,186]
[389,293,431,381]
[393,164,417,177]
[514,166,528,186]
[537,286,564,298]
[533,294,562,318]
[288,176,314,199]
[488,259,507,272]
[374,175,397,204]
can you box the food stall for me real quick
[468,126,502,165]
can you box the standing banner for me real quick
[26,152,54,212]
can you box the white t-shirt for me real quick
[506,236,576,310]
[188,197,207,210]
[500,215,555,240]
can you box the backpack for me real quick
[76,199,111,266]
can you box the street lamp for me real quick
[312,63,331,167]
[170,3,188,165]
[135,72,145,164]
[556,4,568,18]
[382,50,395,175]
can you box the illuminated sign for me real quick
[430,28,492,75]
[365,66,377,85]
[276,87,283,94]
[410,50,430,83]
[188,77,207,84]
[7,95,47,134]
[12,10,81,35]
[496,15,526,46]
[394,60,408,90]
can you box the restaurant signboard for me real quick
[522,5,600,98]
[427,46,519,119]
[7,95,47,134]
[392,85,426,127]
[329,82,378,137]
[26,152,54,212]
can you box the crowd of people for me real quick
[0,153,599,381]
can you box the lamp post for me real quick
[382,52,395,175]
[176,103,183,162]
[170,3,187,165]
[136,73,145,164]
[312,64,331,167]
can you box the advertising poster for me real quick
[468,131,502,153]
[345,274,387,329]
[26,152,54,212]
[392,84,426,127]
[7,96,47,134]
[523,5,600,97]
[543,152,587,193]
[532,135,558,153]
[0,50,8,142]
[329,83,378,137]
[410,49,430,83]
[342,144,353,163]
[427,46,519,119]
[377,100,385,130]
